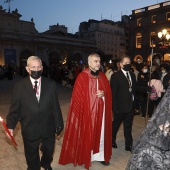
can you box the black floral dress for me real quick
[126,86,170,170]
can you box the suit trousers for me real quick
[23,136,55,170]
[112,111,134,147]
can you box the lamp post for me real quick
[158,29,170,61]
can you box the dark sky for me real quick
[1,0,166,33]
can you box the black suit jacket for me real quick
[110,70,136,114]
[6,76,64,141]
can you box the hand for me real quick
[56,127,64,140]
[96,90,104,98]
[56,127,63,136]
[6,129,13,139]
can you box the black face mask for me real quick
[123,64,131,71]
[30,70,42,79]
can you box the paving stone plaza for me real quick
[0,76,146,170]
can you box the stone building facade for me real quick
[79,19,128,60]
[0,7,97,67]
[129,1,170,62]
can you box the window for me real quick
[151,15,156,24]
[166,12,170,21]
[136,33,142,48]
[137,18,142,26]
[150,32,156,47]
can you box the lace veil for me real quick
[126,86,170,169]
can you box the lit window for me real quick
[136,33,142,48]
[137,18,142,26]
[151,15,156,24]
[166,12,170,21]
[150,32,156,47]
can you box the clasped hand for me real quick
[56,127,64,140]
[96,90,104,98]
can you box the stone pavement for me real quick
[0,76,146,170]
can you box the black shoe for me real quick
[100,161,110,166]
[125,146,132,152]
[112,143,117,148]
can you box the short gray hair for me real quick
[88,53,100,62]
[27,56,42,67]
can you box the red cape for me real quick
[59,68,112,169]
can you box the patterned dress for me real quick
[126,86,170,170]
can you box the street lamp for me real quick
[158,29,170,60]
[158,29,170,45]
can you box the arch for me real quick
[134,55,143,62]
[136,32,142,36]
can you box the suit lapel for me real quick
[39,77,47,104]
[120,70,129,86]
[24,77,39,103]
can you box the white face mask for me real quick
[143,69,148,73]
[162,70,166,74]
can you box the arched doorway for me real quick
[134,55,143,62]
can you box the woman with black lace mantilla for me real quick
[126,86,170,170]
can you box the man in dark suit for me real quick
[110,55,136,152]
[6,56,64,170]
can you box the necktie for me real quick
[126,72,131,87]
[34,81,38,94]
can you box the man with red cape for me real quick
[59,53,112,169]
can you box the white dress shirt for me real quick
[30,76,41,102]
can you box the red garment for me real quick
[59,68,112,169]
